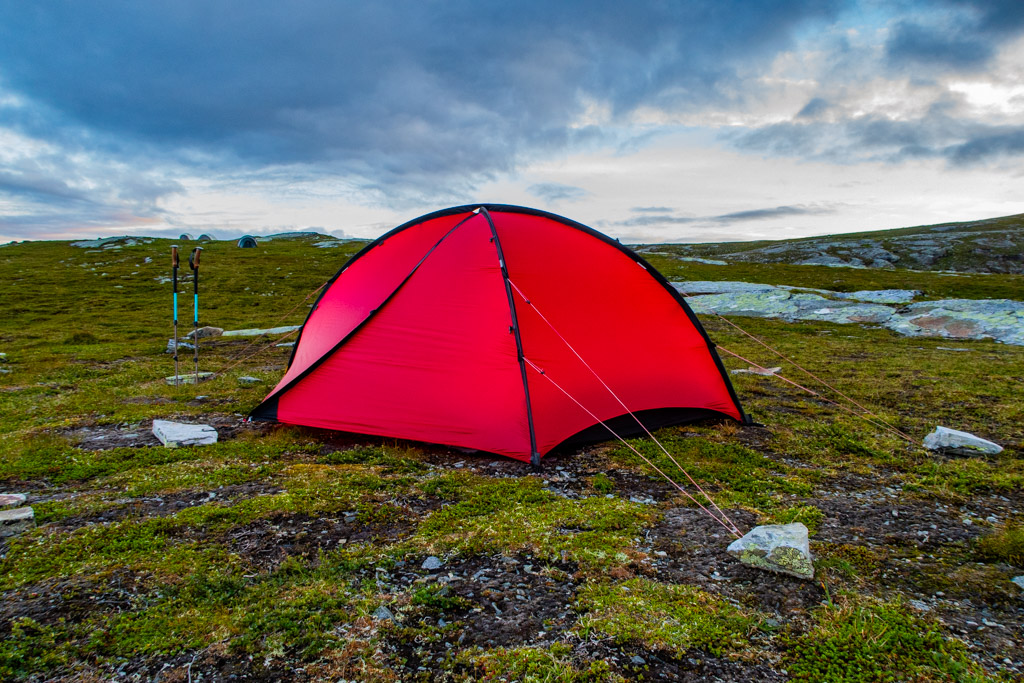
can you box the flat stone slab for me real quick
[237,376,263,385]
[222,325,301,337]
[0,493,27,507]
[727,522,814,579]
[164,372,214,385]
[1012,576,1024,591]
[924,426,1002,455]
[152,420,218,448]
[0,507,35,537]
[422,556,443,570]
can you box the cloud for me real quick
[883,1,1024,72]
[0,0,846,204]
[616,204,836,228]
[527,182,589,202]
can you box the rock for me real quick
[165,339,195,353]
[835,289,919,304]
[276,342,296,348]
[631,656,646,666]
[924,426,1002,455]
[422,556,443,570]
[222,325,302,337]
[152,420,218,447]
[0,352,7,362]
[0,507,35,537]
[1012,576,1024,591]
[185,326,224,340]
[0,494,27,507]
[237,376,263,386]
[727,522,814,579]
[731,366,782,376]
[164,372,214,385]
[372,606,395,621]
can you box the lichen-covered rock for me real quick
[0,507,35,537]
[0,493,27,508]
[727,522,814,579]
[923,426,1002,456]
[152,420,218,447]
[222,325,302,337]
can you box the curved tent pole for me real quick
[479,207,541,468]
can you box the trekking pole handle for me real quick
[171,245,179,268]
[189,246,202,271]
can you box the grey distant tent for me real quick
[237,235,258,248]
[197,233,214,241]
[179,233,193,241]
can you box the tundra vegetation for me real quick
[0,218,1021,681]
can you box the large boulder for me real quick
[923,426,1002,456]
[727,522,814,579]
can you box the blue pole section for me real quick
[173,292,178,323]
[193,293,198,324]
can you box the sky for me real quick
[1,0,1023,244]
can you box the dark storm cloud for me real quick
[733,114,1024,167]
[884,0,1024,71]
[527,182,589,203]
[0,0,845,198]
[617,204,834,228]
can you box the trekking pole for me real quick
[171,246,180,386]
[189,247,203,384]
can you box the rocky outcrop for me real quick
[648,214,1024,274]
[676,281,1024,346]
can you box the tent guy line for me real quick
[523,356,742,539]
[510,277,742,535]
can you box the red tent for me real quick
[251,205,747,464]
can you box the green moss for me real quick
[785,597,993,682]
[576,578,759,657]
[454,643,621,682]
[814,543,882,580]
[974,523,1024,566]
[415,477,656,572]
[608,433,814,511]
[589,472,615,494]
[766,504,824,535]
[0,618,69,679]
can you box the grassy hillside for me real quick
[0,234,1022,681]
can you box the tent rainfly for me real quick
[237,235,258,248]
[251,205,748,465]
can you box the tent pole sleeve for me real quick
[480,207,541,466]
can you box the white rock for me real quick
[727,522,814,579]
[0,507,35,537]
[1012,576,1024,591]
[152,420,218,448]
[237,376,263,385]
[0,493,27,507]
[222,325,302,337]
[731,366,782,376]
[422,556,443,570]
[924,426,1003,455]
[185,326,224,340]
[165,338,195,353]
[164,372,214,385]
